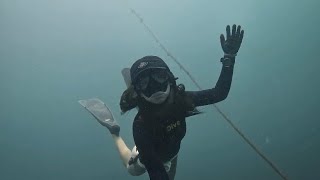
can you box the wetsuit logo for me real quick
[166,120,181,132]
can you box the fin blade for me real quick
[78,98,113,121]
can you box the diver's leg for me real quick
[79,98,132,169]
[111,134,132,168]
[168,156,178,180]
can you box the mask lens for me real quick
[151,69,169,83]
[137,76,149,91]
[135,69,169,97]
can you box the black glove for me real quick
[220,24,244,57]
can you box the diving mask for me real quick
[135,69,170,97]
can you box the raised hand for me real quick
[220,24,244,56]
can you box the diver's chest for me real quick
[159,117,185,133]
[150,115,186,144]
[149,102,186,138]
[151,116,186,147]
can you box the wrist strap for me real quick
[224,53,237,58]
[220,56,235,67]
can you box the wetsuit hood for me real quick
[130,56,172,86]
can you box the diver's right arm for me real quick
[185,24,244,107]
[133,115,169,180]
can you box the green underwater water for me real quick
[1,0,320,179]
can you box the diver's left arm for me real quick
[186,24,244,107]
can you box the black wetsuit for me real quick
[133,64,234,180]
